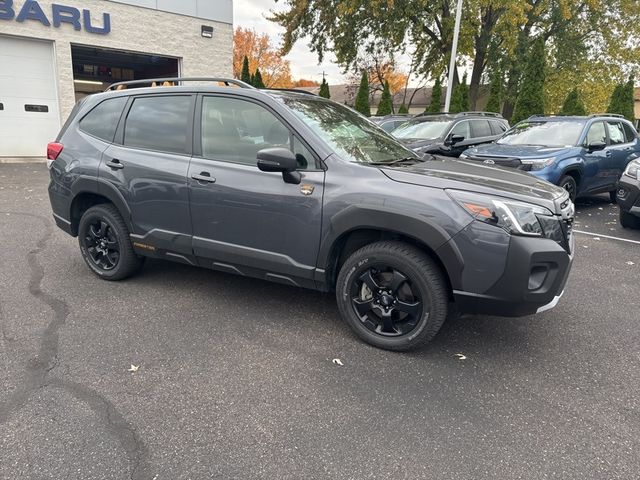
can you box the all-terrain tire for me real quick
[78,204,144,281]
[336,241,449,351]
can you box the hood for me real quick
[380,156,567,212]
[465,143,573,158]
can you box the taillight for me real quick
[47,142,63,169]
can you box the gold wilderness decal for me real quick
[133,242,156,252]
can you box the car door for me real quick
[581,121,609,193]
[606,120,636,186]
[187,94,325,288]
[99,93,195,256]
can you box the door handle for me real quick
[191,172,216,183]
[106,159,124,170]
[605,150,612,157]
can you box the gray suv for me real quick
[47,78,575,351]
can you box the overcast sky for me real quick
[233,0,346,83]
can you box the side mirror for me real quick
[257,147,301,184]
[587,141,606,152]
[445,134,465,146]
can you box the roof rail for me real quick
[455,111,503,118]
[263,88,317,96]
[589,113,625,119]
[105,77,255,92]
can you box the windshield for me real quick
[498,121,585,147]
[391,120,451,140]
[274,95,418,164]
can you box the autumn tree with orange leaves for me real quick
[234,27,293,88]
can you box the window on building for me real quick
[124,96,192,154]
[80,97,128,142]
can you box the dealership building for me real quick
[0,0,233,158]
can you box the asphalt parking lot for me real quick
[1,163,639,480]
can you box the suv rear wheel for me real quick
[336,241,448,351]
[78,204,143,281]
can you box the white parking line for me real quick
[574,230,640,246]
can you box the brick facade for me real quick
[0,0,233,123]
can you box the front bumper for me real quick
[453,233,574,317]
[616,175,640,217]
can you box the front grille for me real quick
[468,156,528,170]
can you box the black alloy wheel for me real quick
[78,204,144,281]
[351,265,423,337]
[336,241,449,351]
[83,219,120,271]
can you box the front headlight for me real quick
[459,153,470,159]
[448,190,554,236]
[623,160,640,180]
[520,157,556,171]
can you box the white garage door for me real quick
[0,36,60,157]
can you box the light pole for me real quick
[444,0,463,113]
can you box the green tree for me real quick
[272,0,640,117]
[253,69,266,88]
[559,88,587,116]
[449,74,469,113]
[240,56,252,85]
[398,103,409,114]
[427,77,442,113]
[607,84,624,115]
[512,38,546,123]
[485,71,502,113]
[621,77,636,121]
[376,81,393,115]
[354,71,371,117]
[319,77,331,98]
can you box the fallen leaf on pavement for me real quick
[127,365,140,373]
[332,358,344,366]
[454,354,467,360]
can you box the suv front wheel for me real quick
[336,241,448,351]
[78,204,144,281]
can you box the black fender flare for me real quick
[317,205,464,289]
[70,176,134,232]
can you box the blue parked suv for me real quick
[460,115,640,201]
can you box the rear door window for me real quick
[606,121,626,145]
[80,97,127,142]
[470,119,493,138]
[124,95,192,154]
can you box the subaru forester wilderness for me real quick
[48,78,575,351]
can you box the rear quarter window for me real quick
[622,122,638,143]
[490,120,507,135]
[79,97,128,142]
